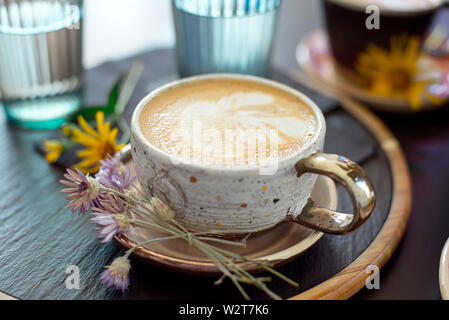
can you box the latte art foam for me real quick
[139,79,317,167]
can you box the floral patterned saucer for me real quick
[114,159,337,275]
[296,29,449,113]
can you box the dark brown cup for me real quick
[322,0,447,73]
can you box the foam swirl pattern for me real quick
[139,79,317,168]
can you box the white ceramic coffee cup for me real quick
[130,74,375,235]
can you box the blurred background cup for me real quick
[172,0,280,77]
[322,0,448,74]
[0,0,83,130]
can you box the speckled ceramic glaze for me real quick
[130,74,326,234]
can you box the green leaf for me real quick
[65,60,142,128]
[105,75,125,114]
[113,61,144,115]
[67,75,125,122]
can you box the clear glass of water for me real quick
[172,0,280,77]
[0,0,83,130]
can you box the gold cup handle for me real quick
[292,152,376,235]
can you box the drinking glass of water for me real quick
[0,0,83,130]
[172,0,280,77]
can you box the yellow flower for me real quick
[71,111,125,174]
[62,125,71,137]
[43,140,64,163]
[356,36,433,110]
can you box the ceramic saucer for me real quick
[114,159,337,275]
[296,29,449,113]
[440,237,449,300]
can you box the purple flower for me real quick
[96,153,136,191]
[91,211,130,243]
[98,153,122,174]
[100,256,130,292]
[91,195,130,242]
[60,168,100,215]
[96,192,126,214]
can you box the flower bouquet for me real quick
[60,153,298,300]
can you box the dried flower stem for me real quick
[212,246,299,287]
[194,239,282,300]
[195,236,247,247]
[123,232,218,259]
[96,182,297,299]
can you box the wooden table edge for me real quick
[287,71,412,300]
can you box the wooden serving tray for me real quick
[288,71,411,299]
[0,49,411,300]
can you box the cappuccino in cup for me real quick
[131,74,375,235]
